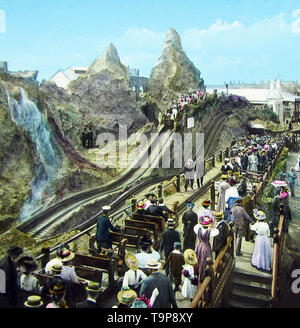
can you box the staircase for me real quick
[228,238,273,308]
[229,267,272,308]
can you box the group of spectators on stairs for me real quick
[0,132,295,309]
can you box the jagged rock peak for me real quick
[87,43,128,81]
[164,28,183,53]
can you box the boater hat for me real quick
[58,248,75,262]
[24,295,43,308]
[51,262,63,274]
[144,258,162,270]
[125,252,139,270]
[215,212,224,220]
[184,249,197,266]
[86,282,102,293]
[117,287,137,305]
[136,201,146,209]
[102,205,111,211]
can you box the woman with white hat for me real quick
[250,209,272,271]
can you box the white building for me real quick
[49,66,88,89]
[207,79,300,123]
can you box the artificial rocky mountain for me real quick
[146,28,205,115]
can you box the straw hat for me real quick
[167,218,176,226]
[117,287,137,305]
[86,282,102,293]
[136,201,146,210]
[184,249,197,266]
[201,199,211,207]
[144,258,162,270]
[125,252,139,270]
[51,262,63,274]
[24,295,43,308]
[221,174,228,179]
[253,209,266,221]
[102,205,111,211]
[215,212,224,220]
[57,248,75,262]
[50,283,65,296]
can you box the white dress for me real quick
[250,221,272,271]
[181,264,197,299]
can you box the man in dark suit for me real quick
[76,282,102,308]
[81,128,87,148]
[0,246,23,308]
[95,206,121,252]
[212,212,229,258]
[182,202,198,251]
[160,219,181,276]
[139,259,177,308]
[240,151,248,171]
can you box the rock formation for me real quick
[147,28,205,114]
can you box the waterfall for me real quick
[7,88,62,222]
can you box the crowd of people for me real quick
[0,132,295,309]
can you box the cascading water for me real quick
[7,88,62,222]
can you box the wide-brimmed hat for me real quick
[253,209,266,221]
[24,295,43,308]
[201,199,211,207]
[57,248,75,262]
[184,249,197,266]
[144,258,162,270]
[125,252,139,270]
[102,205,111,211]
[215,212,224,220]
[117,287,137,305]
[136,201,146,209]
[221,174,228,179]
[86,282,102,293]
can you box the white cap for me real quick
[102,206,111,211]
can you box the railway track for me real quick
[18,110,233,239]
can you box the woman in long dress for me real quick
[250,209,272,271]
[194,218,219,283]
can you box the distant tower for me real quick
[267,78,284,123]
[0,60,8,72]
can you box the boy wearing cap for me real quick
[182,203,198,251]
[212,213,229,258]
[95,205,121,251]
[163,242,185,292]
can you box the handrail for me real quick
[270,205,286,306]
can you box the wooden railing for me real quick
[190,234,235,308]
[270,203,287,307]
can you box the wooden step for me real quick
[230,286,270,308]
[232,276,271,296]
[233,267,272,285]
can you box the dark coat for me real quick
[95,215,120,243]
[212,221,229,254]
[241,154,248,170]
[160,228,181,257]
[147,205,165,218]
[76,299,100,308]
[182,209,198,250]
[139,272,177,308]
[0,256,18,307]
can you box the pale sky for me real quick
[0,0,300,85]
